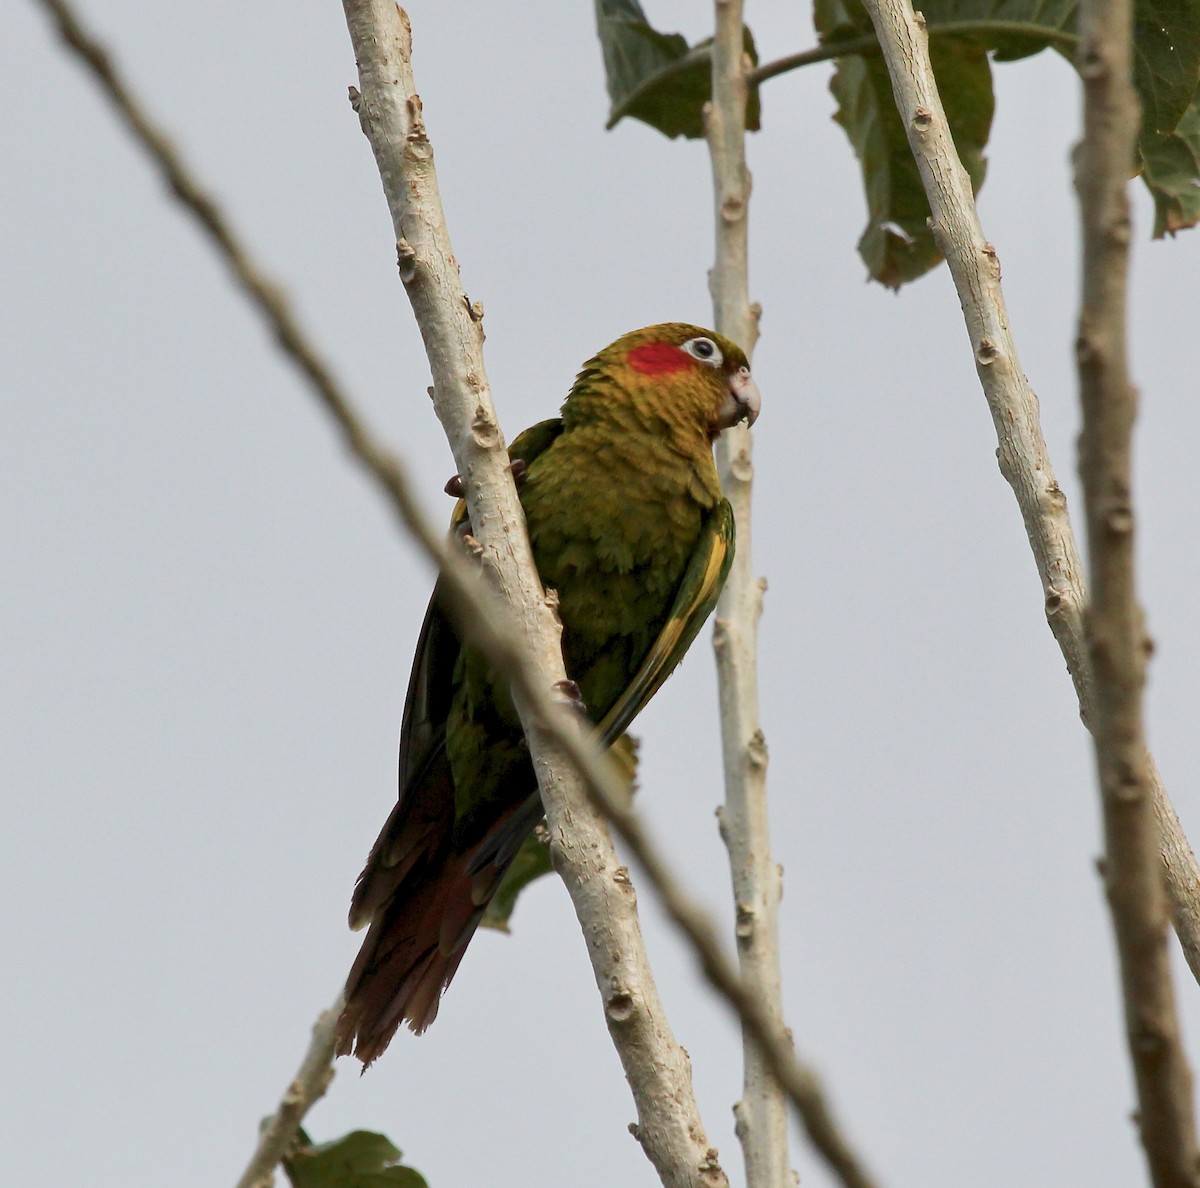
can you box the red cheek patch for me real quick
[627,342,692,375]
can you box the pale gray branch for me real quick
[340,4,730,1186]
[705,4,794,1188]
[860,0,1200,1174]
[706,7,877,1188]
[1074,0,1200,1177]
[853,0,1200,989]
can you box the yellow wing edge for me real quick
[597,499,735,745]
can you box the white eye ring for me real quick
[682,336,723,366]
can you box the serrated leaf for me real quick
[595,0,760,138]
[479,734,640,932]
[1140,95,1200,234]
[283,1129,428,1188]
[825,13,994,286]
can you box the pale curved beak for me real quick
[712,366,761,432]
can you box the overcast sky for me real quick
[4,2,1200,1186]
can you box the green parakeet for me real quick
[336,323,760,1064]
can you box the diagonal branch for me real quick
[745,24,1078,88]
[34,2,727,1183]
[852,0,1200,990]
[342,5,728,1186]
[33,1,881,1183]
[235,993,344,1188]
[859,0,1199,1176]
[613,24,1081,102]
[1074,0,1200,1178]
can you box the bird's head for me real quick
[564,323,761,442]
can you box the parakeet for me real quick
[336,323,761,1064]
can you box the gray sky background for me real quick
[4,2,1200,1185]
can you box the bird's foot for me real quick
[454,520,483,557]
[553,679,589,720]
[444,459,528,499]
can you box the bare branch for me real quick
[705,4,791,1188]
[30,0,401,506]
[1074,0,1200,1177]
[852,0,1200,987]
[705,8,877,1187]
[235,993,344,1188]
[340,4,735,1186]
[859,0,1199,1174]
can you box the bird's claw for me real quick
[444,460,528,500]
[454,521,483,557]
[553,679,589,720]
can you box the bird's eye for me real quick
[682,337,722,366]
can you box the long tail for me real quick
[335,781,541,1065]
[336,851,483,1061]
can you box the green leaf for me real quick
[907,0,1199,135]
[818,0,1199,282]
[1140,94,1200,234]
[479,733,640,932]
[1132,0,1200,137]
[595,0,760,139]
[822,0,995,287]
[914,0,1078,60]
[283,1129,428,1188]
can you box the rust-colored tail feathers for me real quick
[335,757,540,1064]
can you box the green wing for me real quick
[352,419,566,925]
[431,423,730,760]
[407,418,565,775]
[597,497,735,746]
[507,419,567,471]
[447,418,564,533]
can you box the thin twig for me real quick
[747,37,878,86]
[610,23,1080,100]
[706,6,876,1184]
[235,993,344,1188]
[707,7,879,1186]
[32,2,890,1176]
[705,5,795,1188]
[1074,0,1200,1178]
[852,0,1200,987]
[746,23,1078,88]
[30,0,397,503]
